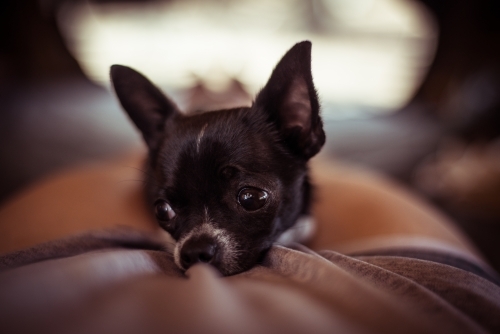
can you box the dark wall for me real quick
[412,0,500,140]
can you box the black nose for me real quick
[180,238,217,269]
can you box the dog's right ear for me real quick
[254,41,325,160]
[110,65,178,150]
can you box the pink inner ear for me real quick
[280,77,312,132]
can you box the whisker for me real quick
[121,165,162,187]
[114,179,149,185]
[121,165,153,177]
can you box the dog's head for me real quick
[111,41,325,275]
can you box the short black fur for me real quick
[111,41,325,275]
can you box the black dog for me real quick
[111,41,325,275]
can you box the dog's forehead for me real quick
[158,107,279,186]
[174,108,273,159]
[177,107,254,138]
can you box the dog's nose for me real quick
[180,238,217,269]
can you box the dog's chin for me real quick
[173,241,267,276]
[220,250,268,276]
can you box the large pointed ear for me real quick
[110,65,179,150]
[254,41,325,159]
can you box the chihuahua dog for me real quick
[110,41,325,275]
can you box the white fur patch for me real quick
[196,123,208,153]
[276,215,316,246]
[173,207,241,274]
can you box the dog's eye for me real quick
[155,200,176,221]
[238,187,268,211]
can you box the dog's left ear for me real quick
[255,41,325,159]
[110,65,179,151]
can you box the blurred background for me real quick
[1,0,499,269]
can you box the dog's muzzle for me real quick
[173,222,241,275]
[179,236,218,269]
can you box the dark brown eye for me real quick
[237,187,268,211]
[155,200,176,221]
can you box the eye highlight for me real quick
[154,200,176,221]
[237,187,268,211]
